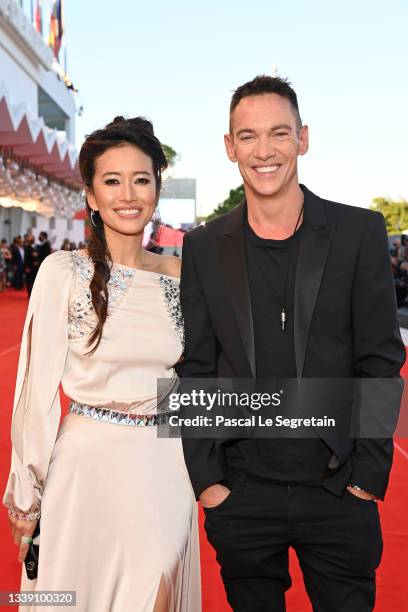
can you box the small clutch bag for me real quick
[24,519,40,580]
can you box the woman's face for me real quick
[86,144,157,236]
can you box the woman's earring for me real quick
[90,210,99,228]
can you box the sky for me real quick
[61,0,407,217]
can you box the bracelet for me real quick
[8,507,41,521]
[348,483,365,492]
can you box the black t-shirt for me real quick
[225,215,332,484]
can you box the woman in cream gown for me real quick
[3,117,201,612]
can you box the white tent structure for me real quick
[0,1,84,245]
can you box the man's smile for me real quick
[252,164,281,175]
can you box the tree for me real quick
[206,184,245,221]
[162,144,178,167]
[370,198,408,234]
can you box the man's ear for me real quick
[85,187,98,211]
[298,125,309,156]
[224,133,237,162]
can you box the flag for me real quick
[48,0,64,59]
[34,0,42,35]
[56,0,64,46]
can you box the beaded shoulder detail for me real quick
[68,251,134,340]
[158,276,184,348]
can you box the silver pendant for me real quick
[280,306,286,331]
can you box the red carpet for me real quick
[0,288,407,611]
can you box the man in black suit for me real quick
[178,76,405,611]
[23,233,39,296]
[37,231,52,264]
[10,236,25,289]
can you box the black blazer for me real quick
[177,185,405,500]
[11,244,24,268]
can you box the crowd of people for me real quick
[390,236,408,307]
[0,227,177,296]
[1,230,407,307]
[0,233,86,296]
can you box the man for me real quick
[23,233,39,296]
[1,238,12,288]
[178,76,405,611]
[37,231,51,264]
[10,235,24,289]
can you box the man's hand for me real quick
[8,515,39,563]
[346,485,377,501]
[199,483,231,509]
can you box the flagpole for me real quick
[62,0,67,72]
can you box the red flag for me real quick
[34,0,42,35]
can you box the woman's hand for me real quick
[8,515,39,563]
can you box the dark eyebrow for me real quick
[101,171,152,177]
[236,124,293,137]
[271,124,292,132]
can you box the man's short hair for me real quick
[230,75,302,132]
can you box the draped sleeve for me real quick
[3,250,75,520]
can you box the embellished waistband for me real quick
[69,401,160,427]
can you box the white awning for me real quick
[0,81,81,188]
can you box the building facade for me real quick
[0,0,83,248]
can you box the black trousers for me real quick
[25,269,36,296]
[203,472,383,612]
[12,264,24,289]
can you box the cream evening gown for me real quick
[3,250,201,612]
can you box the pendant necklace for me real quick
[280,201,304,331]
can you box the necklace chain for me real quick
[282,198,304,331]
[249,198,304,333]
[292,199,305,236]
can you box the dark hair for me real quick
[230,75,302,132]
[78,115,168,354]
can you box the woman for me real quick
[1,239,12,287]
[0,243,5,291]
[3,117,201,612]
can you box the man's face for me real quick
[224,93,308,199]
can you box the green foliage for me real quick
[162,144,178,167]
[206,184,245,221]
[370,198,408,234]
